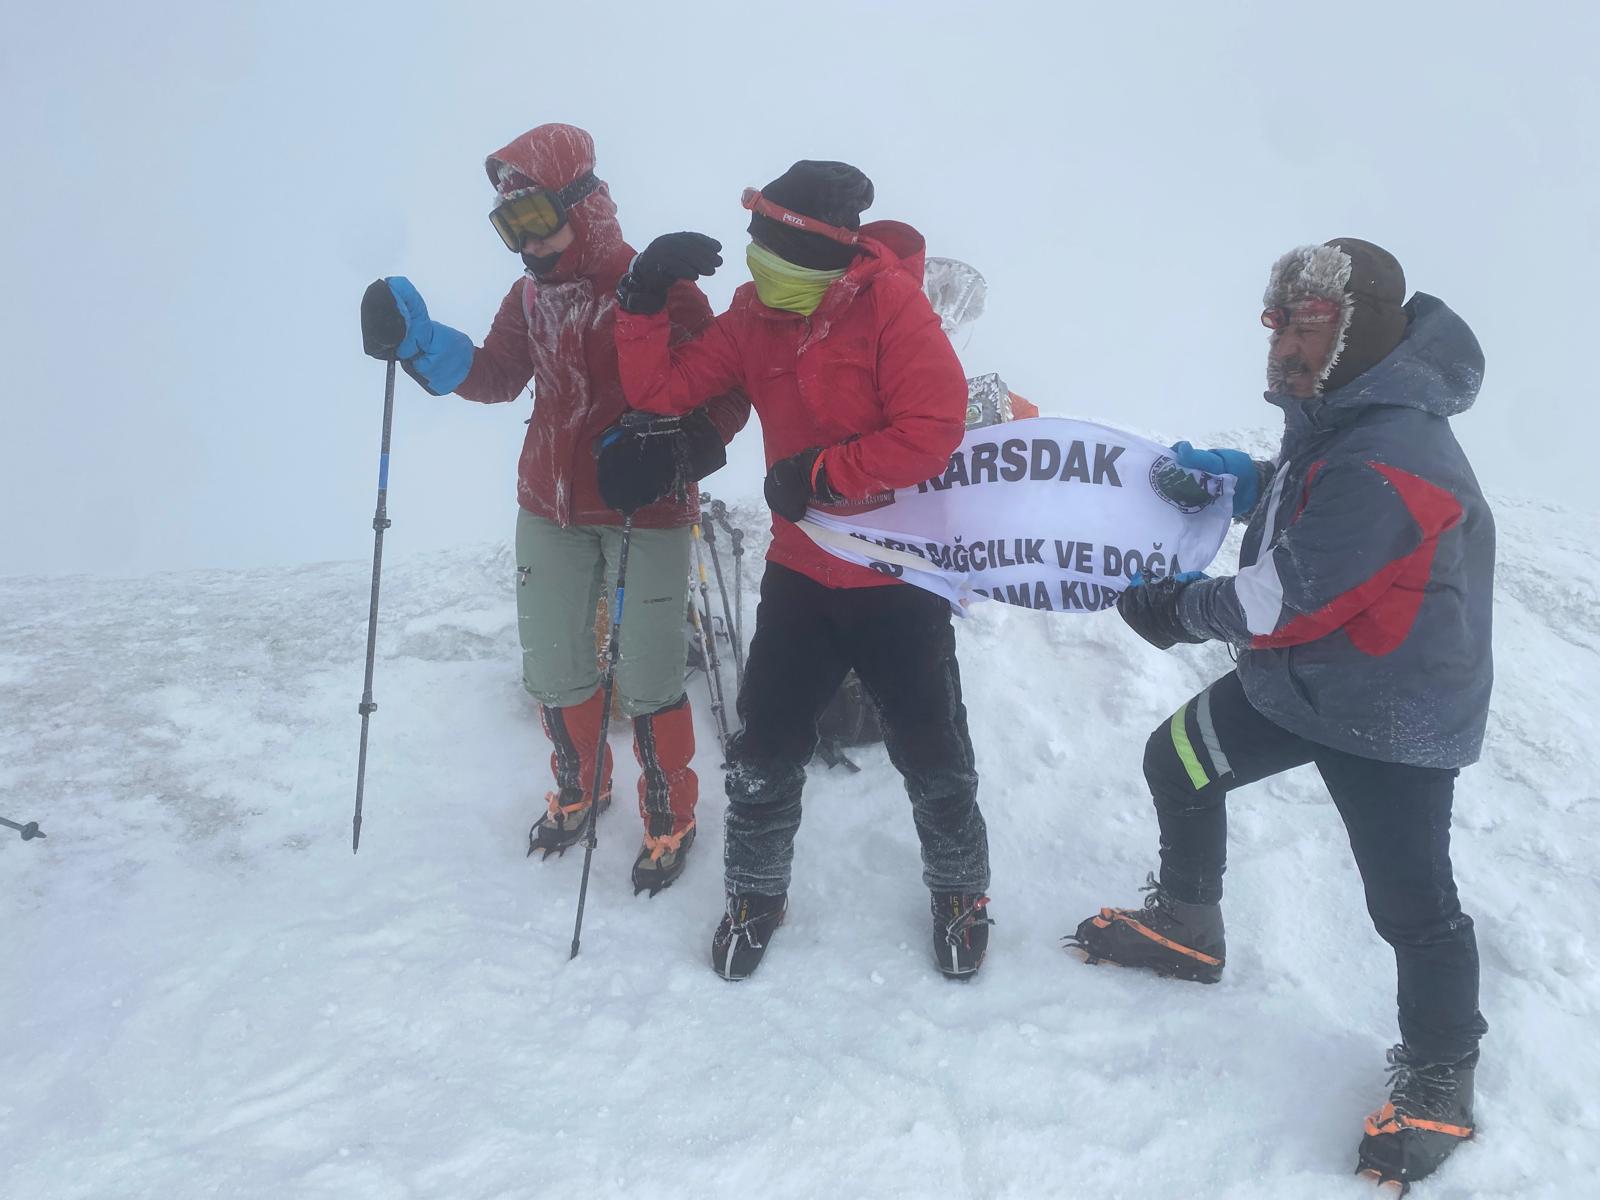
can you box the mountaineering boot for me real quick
[711,891,787,981]
[1356,1045,1477,1195]
[932,891,993,980]
[632,825,696,897]
[630,694,698,893]
[529,690,614,859]
[1066,872,1226,983]
[529,787,611,858]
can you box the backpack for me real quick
[815,671,884,770]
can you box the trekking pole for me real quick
[686,582,729,761]
[729,526,745,655]
[707,497,745,656]
[570,516,634,959]
[690,523,733,757]
[1,816,46,842]
[699,506,745,690]
[351,358,397,854]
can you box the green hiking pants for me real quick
[514,510,693,717]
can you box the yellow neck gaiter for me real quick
[746,241,846,315]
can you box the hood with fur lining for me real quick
[1264,242,1356,391]
[1265,239,1410,394]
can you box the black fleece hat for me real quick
[1321,238,1408,391]
[748,160,874,270]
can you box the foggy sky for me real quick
[3,0,1595,578]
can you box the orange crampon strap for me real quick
[545,791,590,818]
[643,822,696,862]
[1363,1102,1473,1140]
[1089,908,1224,967]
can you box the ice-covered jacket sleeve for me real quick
[615,304,745,418]
[455,281,534,404]
[663,283,751,445]
[1178,460,1465,650]
[821,288,966,498]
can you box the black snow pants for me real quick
[723,562,989,898]
[1147,670,1487,1062]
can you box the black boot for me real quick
[932,891,992,979]
[1065,873,1225,984]
[710,891,787,981]
[1356,1045,1477,1195]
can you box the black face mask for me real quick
[522,249,564,277]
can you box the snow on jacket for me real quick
[454,126,749,529]
[614,221,967,587]
[1178,294,1494,768]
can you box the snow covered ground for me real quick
[3,491,1598,1200]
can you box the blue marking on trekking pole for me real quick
[379,452,390,490]
[613,584,625,626]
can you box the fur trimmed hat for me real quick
[1264,239,1408,392]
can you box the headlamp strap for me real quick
[557,172,600,208]
[740,187,860,247]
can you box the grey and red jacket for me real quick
[1178,294,1494,768]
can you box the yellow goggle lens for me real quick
[489,190,565,250]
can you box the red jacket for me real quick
[615,221,966,586]
[454,124,749,528]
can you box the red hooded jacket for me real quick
[454,124,749,528]
[615,221,967,587]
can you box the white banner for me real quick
[800,418,1236,615]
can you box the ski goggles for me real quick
[1261,297,1342,329]
[741,187,860,247]
[488,172,601,250]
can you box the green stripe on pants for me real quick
[1170,702,1210,790]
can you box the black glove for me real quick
[616,232,723,315]
[764,447,843,523]
[1115,576,1208,651]
[595,410,726,515]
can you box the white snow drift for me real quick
[2,487,1597,1199]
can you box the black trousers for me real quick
[723,563,989,897]
[1146,670,1486,1061]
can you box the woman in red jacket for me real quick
[360,123,747,895]
[605,161,992,979]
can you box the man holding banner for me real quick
[611,160,994,982]
[1072,240,1493,1193]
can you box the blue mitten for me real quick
[1170,441,1258,518]
[359,277,474,395]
